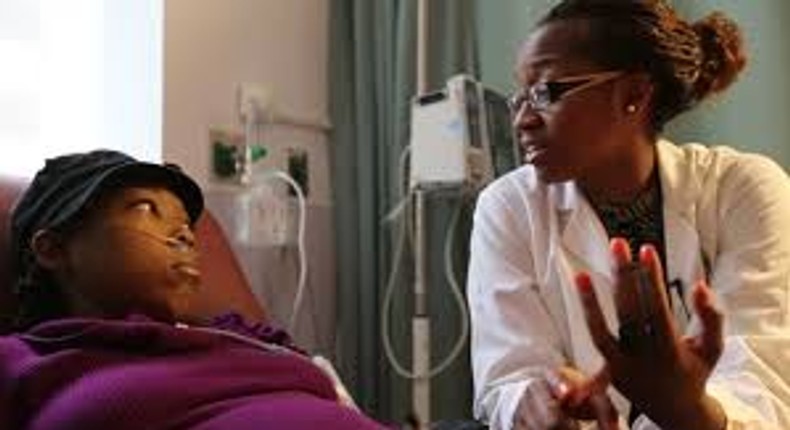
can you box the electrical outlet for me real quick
[237,83,272,122]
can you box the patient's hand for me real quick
[312,355,359,410]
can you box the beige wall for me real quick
[163,0,336,355]
[163,0,332,204]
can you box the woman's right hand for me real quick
[575,239,726,430]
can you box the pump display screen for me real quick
[482,88,519,177]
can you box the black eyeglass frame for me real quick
[508,70,625,113]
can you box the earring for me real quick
[626,105,637,114]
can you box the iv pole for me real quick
[412,0,430,427]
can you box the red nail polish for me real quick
[576,273,592,294]
[639,244,654,263]
[610,238,631,262]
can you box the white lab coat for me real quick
[467,140,790,429]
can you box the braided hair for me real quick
[14,258,70,330]
[13,223,81,330]
[538,0,747,132]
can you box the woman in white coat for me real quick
[467,1,790,429]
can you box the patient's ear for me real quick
[29,229,67,270]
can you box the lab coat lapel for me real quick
[553,182,613,283]
[657,139,705,283]
[657,140,707,329]
[663,211,704,289]
[550,183,613,375]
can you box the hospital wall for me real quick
[163,0,337,356]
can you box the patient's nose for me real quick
[168,224,196,252]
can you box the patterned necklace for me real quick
[586,167,665,263]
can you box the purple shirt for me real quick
[0,315,385,430]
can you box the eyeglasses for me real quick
[508,70,625,113]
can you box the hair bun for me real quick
[692,11,747,99]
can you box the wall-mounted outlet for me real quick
[237,83,273,122]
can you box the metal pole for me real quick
[413,1,431,428]
[417,0,429,94]
[412,188,430,429]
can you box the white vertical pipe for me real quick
[413,190,430,429]
[417,0,429,94]
[413,2,431,429]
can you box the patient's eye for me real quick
[129,199,157,215]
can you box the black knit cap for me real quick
[10,149,204,273]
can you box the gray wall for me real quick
[476,0,790,168]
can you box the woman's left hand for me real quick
[575,238,727,430]
[546,366,619,430]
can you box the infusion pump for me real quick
[409,75,520,191]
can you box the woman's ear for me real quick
[29,229,66,271]
[620,72,654,116]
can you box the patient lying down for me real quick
[0,150,384,430]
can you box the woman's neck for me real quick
[579,136,657,204]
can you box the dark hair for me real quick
[12,198,106,329]
[539,0,747,132]
[14,248,72,330]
